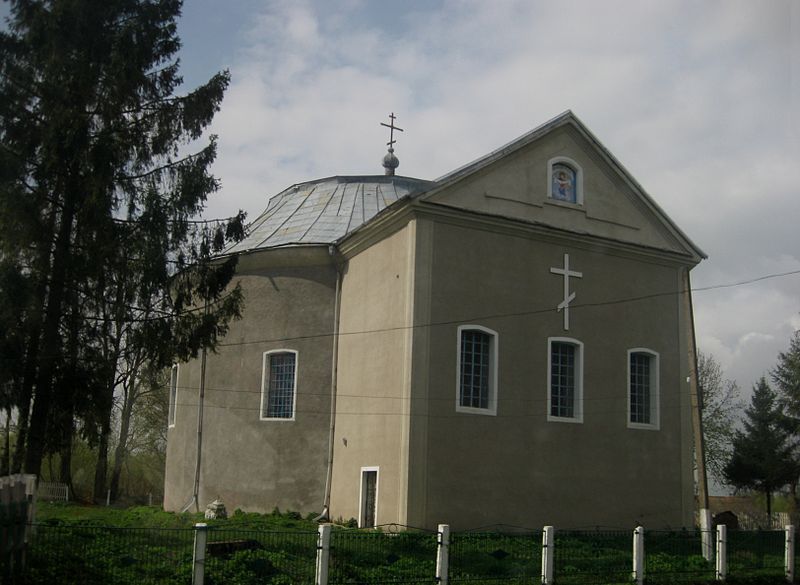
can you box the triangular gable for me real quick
[418,111,705,262]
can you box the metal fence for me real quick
[727,529,786,579]
[328,526,437,584]
[204,526,317,584]
[7,522,798,585]
[644,530,715,583]
[23,524,196,585]
[553,530,631,585]
[449,530,542,584]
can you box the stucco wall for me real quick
[414,219,694,529]
[164,253,336,515]
[425,125,684,256]
[329,222,415,526]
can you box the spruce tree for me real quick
[723,377,797,519]
[0,0,244,480]
[773,331,800,416]
[772,330,800,523]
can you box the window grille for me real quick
[550,342,576,418]
[630,352,652,424]
[264,352,296,419]
[460,329,491,409]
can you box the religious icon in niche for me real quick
[551,163,577,203]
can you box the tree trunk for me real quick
[58,420,73,487]
[11,381,33,473]
[24,196,76,476]
[93,419,111,503]
[93,367,118,504]
[12,305,44,474]
[57,294,82,490]
[1,408,10,476]
[765,489,773,523]
[110,390,135,501]
[790,481,800,528]
[11,380,31,474]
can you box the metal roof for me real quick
[226,175,433,254]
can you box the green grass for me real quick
[34,501,320,530]
[12,504,794,585]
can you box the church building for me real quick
[164,111,705,530]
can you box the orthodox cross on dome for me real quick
[550,253,583,331]
[381,112,404,147]
[380,112,404,176]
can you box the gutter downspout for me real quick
[182,298,209,514]
[684,268,711,552]
[318,245,343,521]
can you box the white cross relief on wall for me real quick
[550,253,583,331]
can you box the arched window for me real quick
[547,337,584,423]
[552,164,577,202]
[547,157,584,205]
[627,349,660,430]
[456,325,499,415]
[261,349,298,420]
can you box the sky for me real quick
[173,0,799,399]
[2,0,799,400]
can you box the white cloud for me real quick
[188,0,799,392]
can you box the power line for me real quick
[212,267,800,349]
[1,267,797,361]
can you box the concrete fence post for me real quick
[632,526,644,585]
[786,525,795,583]
[192,523,208,585]
[436,524,450,585]
[316,523,332,585]
[716,524,727,582]
[541,525,554,585]
[700,508,713,561]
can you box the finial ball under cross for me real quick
[380,112,404,176]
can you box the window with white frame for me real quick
[547,156,584,205]
[456,325,498,415]
[261,350,298,420]
[168,364,178,427]
[628,349,659,429]
[547,337,583,422]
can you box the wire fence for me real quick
[328,526,437,584]
[644,530,714,583]
[553,530,631,585]
[6,522,796,585]
[449,529,542,584]
[204,527,318,584]
[22,524,195,585]
[726,529,785,579]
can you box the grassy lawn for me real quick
[34,501,320,530]
[14,504,792,585]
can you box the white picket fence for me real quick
[738,511,791,530]
[37,481,69,502]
